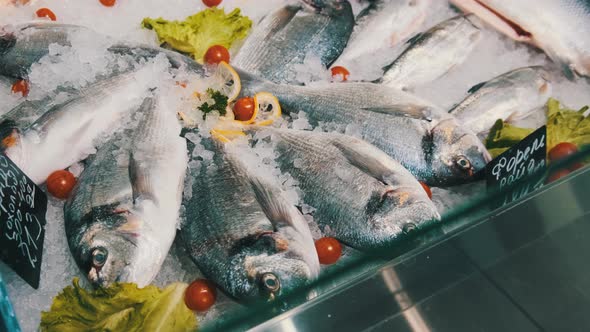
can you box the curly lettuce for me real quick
[40,278,197,332]
[142,8,252,62]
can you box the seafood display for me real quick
[0,0,589,331]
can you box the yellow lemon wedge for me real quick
[209,61,241,102]
[211,128,247,143]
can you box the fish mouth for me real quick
[452,0,532,42]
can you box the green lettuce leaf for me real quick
[40,278,197,332]
[485,119,534,158]
[485,98,590,159]
[142,8,252,61]
[546,98,590,150]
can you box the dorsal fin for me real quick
[468,81,487,94]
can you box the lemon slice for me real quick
[211,128,246,143]
[253,92,282,126]
[209,61,241,102]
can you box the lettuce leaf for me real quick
[485,119,534,158]
[40,278,197,332]
[142,8,252,61]
[484,98,590,159]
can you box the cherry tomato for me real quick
[233,97,255,121]
[315,237,342,265]
[99,0,116,7]
[11,79,29,97]
[548,142,578,162]
[185,279,217,312]
[419,181,432,199]
[546,169,571,184]
[202,0,222,6]
[204,45,230,65]
[36,8,57,21]
[175,81,187,88]
[46,170,76,199]
[330,66,350,82]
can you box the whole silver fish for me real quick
[333,0,430,70]
[450,0,590,78]
[251,127,440,250]
[64,96,187,287]
[381,15,482,89]
[1,69,151,184]
[449,66,552,135]
[233,1,354,84]
[240,75,491,186]
[181,137,319,301]
[0,22,205,78]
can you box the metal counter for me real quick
[252,167,590,332]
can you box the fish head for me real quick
[365,186,440,249]
[68,204,162,288]
[0,27,16,56]
[229,231,317,301]
[430,118,491,185]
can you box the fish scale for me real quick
[181,138,319,301]
[233,2,354,84]
[254,127,440,250]
[64,95,187,288]
[242,78,489,186]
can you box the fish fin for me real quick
[467,81,486,94]
[406,32,425,45]
[361,106,432,121]
[249,176,296,229]
[128,151,157,203]
[332,139,396,183]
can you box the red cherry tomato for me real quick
[202,0,222,7]
[548,142,578,162]
[36,8,57,21]
[546,169,571,184]
[419,181,432,199]
[185,279,217,312]
[99,0,116,7]
[204,45,230,65]
[233,97,255,121]
[315,237,342,265]
[11,79,29,97]
[330,66,350,82]
[46,170,76,199]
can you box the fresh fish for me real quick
[450,0,590,78]
[0,69,151,184]
[0,23,85,78]
[250,127,440,250]
[233,1,354,84]
[333,0,430,70]
[0,22,205,78]
[0,97,52,131]
[64,96,187,287]
[181,137,319,301]
[381,15,482,89]
[449,66,552,135]
[240,76,491,186]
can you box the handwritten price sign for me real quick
[486,126,547,210]
[0,153,47,289]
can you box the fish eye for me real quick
[260,273,281,293]
[92,247,108,267]
[455,155,472,170]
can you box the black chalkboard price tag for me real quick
[486,126,547,210]
[0,153,47,289]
